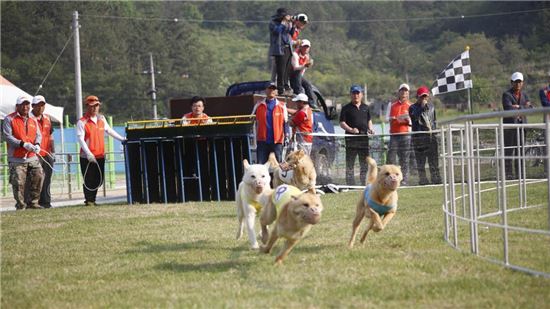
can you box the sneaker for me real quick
[419,178,430,186]
[27,204,43,209]
[84,201,95,206]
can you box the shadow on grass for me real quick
[126,240,254,256]
[155,260,254,273]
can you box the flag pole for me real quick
[465,46,472,114]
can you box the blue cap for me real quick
[350,85,363,93]
[266,82,277,89]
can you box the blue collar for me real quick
[364,185,396,216]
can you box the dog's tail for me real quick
[365,156,377,185]
[267,152,279,172]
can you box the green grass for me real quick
[2,186,549,308]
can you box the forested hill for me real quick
[2,1,549,123]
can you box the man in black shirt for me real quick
[339,85,374,185]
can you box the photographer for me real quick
[340,85,374,186]
[269,8,293,95]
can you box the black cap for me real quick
[275,7,289,17]
[266,82,277,89]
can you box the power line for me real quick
[34,31,74,95]
[81,7,550,24]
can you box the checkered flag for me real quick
[431,50,472,95]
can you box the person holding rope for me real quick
[77,95,126,206]
[31,95,55,208]
[3,95,44,210]
[340,85,374,186]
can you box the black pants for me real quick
[289,74,316,107]
[80,157,105,203]
[412,134,441,183]
[345,136,369,186]
[504,128,524,178]
[274,45,292,94]
[38,154,54,207]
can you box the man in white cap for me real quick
[386,83,412,185]
[31,95,55,208]
[502,72,533,180]
[289,39,316,107]
[2,95,44,210]
[290,93,313,155]
[77,95,126,206]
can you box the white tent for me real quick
[0,75,64,124]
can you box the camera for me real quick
[293,13,308,23]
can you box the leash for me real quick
[83,159,104,191]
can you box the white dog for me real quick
[236,159,273,249]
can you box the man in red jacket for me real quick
[31,95,55,208]
[2,95,44,210]
[253,82,288,163]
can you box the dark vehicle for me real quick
[226,81,338,184]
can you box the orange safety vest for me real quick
[80,114,106,159]
[34,114,52,157]
[292,107,313,143]
[7,112,39,159]
[255,99,286,144]
[183,112,210,125]
[389,99,411,133]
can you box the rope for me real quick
[34,32,74,95]
[80,7,550,24]
[83,159,104,192]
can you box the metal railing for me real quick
[440,107,550,277]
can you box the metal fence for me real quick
[1,142,125,200]
[439,108,550,277]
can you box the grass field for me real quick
[2,186,549,308]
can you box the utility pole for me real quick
[72,11,83,120]
[146,53,159,119]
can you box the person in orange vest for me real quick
[181,96,213,125]
[290,93,313,155]
[77,95,126,206]
[386,83,412,185]
[253,82,288,164]
[31,95,55,208]
[2,95,44,210]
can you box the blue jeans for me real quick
[386,134,411,182]
[257,142,283,164]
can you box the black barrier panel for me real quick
[125,123,253,204]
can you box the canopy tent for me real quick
[0,75,64,124]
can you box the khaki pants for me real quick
[9,160,44,209]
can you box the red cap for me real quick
[416,86,430,97]
[85,95,101,106]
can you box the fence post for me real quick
[380,122,387,163]
[2,142,7,197]
[107,116,115,189]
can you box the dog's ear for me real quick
[307,187,316,195]
[243,159,250,169]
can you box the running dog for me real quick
[348,157,403,248]
[236,159,273,249]
[260,184,323,264]
[268,149,316,191]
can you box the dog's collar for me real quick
[364,185,396,216]
[241,190,263,212]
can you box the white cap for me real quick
[301,39,311,47]
[510,72,524,81]
[292,93,309,102]
[296,13,308,23]
[398,83,410,91]
[32,95,46,105]
[16,95,32,105]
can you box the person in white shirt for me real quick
[76,95,126,206]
